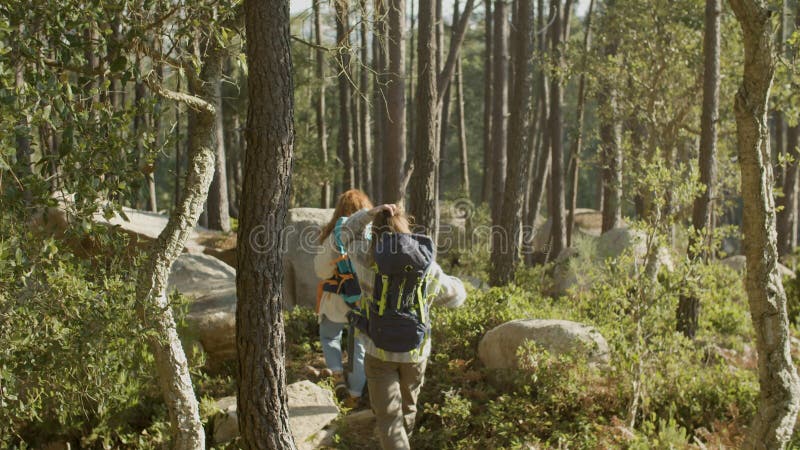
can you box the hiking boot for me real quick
[341,395,361,410]
[304,365,321,379]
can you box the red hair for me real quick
[319,189,374,243]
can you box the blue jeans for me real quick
[319,315,366,397]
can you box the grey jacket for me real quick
[340,208,466,362]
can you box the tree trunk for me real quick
[456,56,470,197]
[373,0,387,201]
[360,0,373,195]
[174,75,183,208]
[314,0,331,208]
[208,78,232,232]
[481,0,493,204]
[548,0,566,259]
[410,0,439,238]
[776,3,799,258]
[409,0,417,154]
[134,33,234,450]
[14,31,33,198]
[728,1,800,448]
[385,0,407,203]
[490,0,509,226]
[335,0,355,192]
[237,0,297,447]
[490,0,534,286]
[677,0,720,339]
[566,0,594,247]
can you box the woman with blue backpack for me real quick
[313,189,374,408]
[340,204,467,450]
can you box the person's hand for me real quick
[369,204,397,217]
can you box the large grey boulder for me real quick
[549,227,673,297]
[167,254,237,366]
[719,254,794,279]
[282,208,334,309]
[531,209,604,253]
[210,380,340,448]
[478,319,610,368]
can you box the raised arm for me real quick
[427,263,467,309]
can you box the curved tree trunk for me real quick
[489,0,534,286]
[237,0,297,447]
[134,33,233,450]
[677,0,720,339]
[728,1,800,448]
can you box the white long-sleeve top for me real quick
[339,208,467,363]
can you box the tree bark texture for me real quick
[728,1,800,448]
[360,0,374,195]
[490,0,534,286]
[481,0,494,204]
[490,0,509,226]
[373,0,387,201]
[314,0,331,208]
[384,0,407,203]
[456,56,470,196]
[208,78,232,232]
[566,0,594,247]
[237,0,297,447]
[548,0,566,259]
[411,0,440,238]
[335,0,355,192]
[677,0,720,339]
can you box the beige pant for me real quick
[365,354,428,450]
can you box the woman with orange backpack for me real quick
[313,189,374,408]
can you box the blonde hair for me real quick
[319,189,374,243]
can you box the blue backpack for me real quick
[316,217,363,312]
[350,232,435,353]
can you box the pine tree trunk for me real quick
[481,0,493,204]
[174,75,183,208]
[237,0,297,447]
[14,29,33,200]
[373,0,387,201]
[490,0,509,226]
[335,0,355,192]
[360,0,373,195]
[208,78,232,232]
[776,3,799,258]
[548,0,566,259]
[490,0,534,286]
[410,0,439,238]
[314,0,331,208]
[566,0,594,247]
[728,1,800,447]
[456,56,470,197]
[677,0,720,339]
[385,0,407,203]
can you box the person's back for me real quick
[340,206,466,449]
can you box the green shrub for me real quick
[0,212,169,448]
